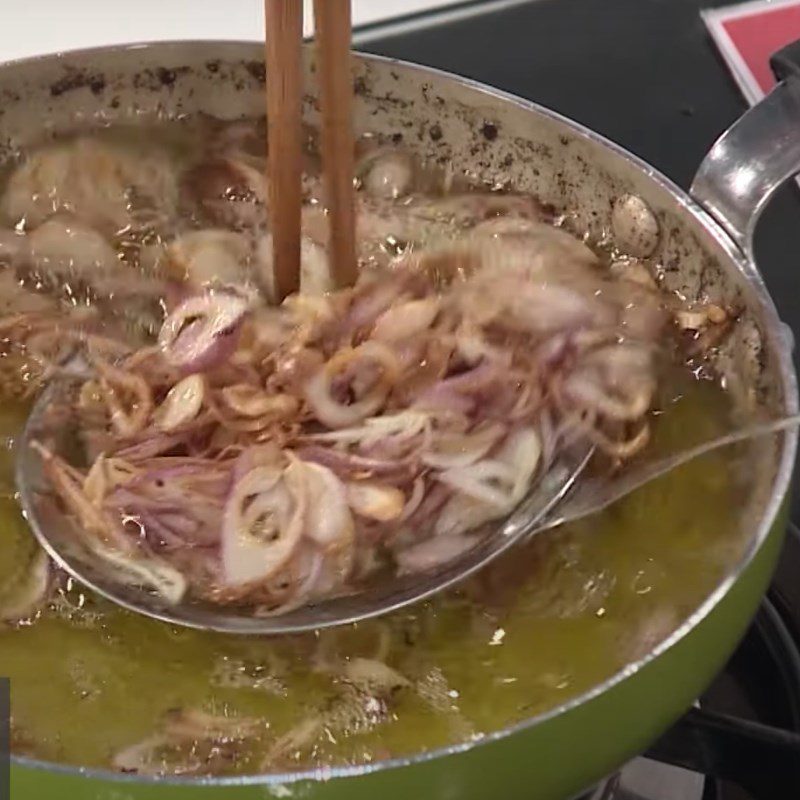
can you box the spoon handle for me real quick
[538,414,800,532]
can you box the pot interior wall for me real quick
[0,41,785,528]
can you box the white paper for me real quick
[0,0,466,63]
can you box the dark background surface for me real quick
[357,0,800,519]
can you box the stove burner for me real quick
[586,758,704,800]
[600,584,800,798]
[575,526,800,800]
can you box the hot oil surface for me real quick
[0,376,747,773]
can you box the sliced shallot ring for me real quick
[0,548,50,622]
[156,374,206,432]
[221,463,305,587]
[206,392,275,433]
[398,476,426,522]
[159,292,249,372]
[92,357,153,438]
[33,442,137,554]
[346,481,405,522]
[394,533,477,574]
[371,297,440,341]
[304,341,401,429]
[422,423,505,469]
[586,419,651,459]
[305,410,430,446]
[254,548,328,616]
[90,544,188,604]
[497,426,543,504]
[563,372,653,421]
[434,494,500,537]
[295,458,355,550]
[83,453,108,506]
[435,426,541,509]
[436,460,518,508]
[221,384,298,420]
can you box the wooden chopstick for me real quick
[313,0,358,289]
[264,0,303,301]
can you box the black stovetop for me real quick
[355,2,800,798]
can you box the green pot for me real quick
[3,41,798,799]
[12,503,790,800]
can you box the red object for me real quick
[722,4,800,94]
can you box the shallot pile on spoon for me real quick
[16,368,797,633]
[13,217,796,633]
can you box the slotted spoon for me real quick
[15,371,799,635]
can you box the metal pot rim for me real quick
[6,39,798,787]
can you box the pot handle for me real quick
[690,42,800,260]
